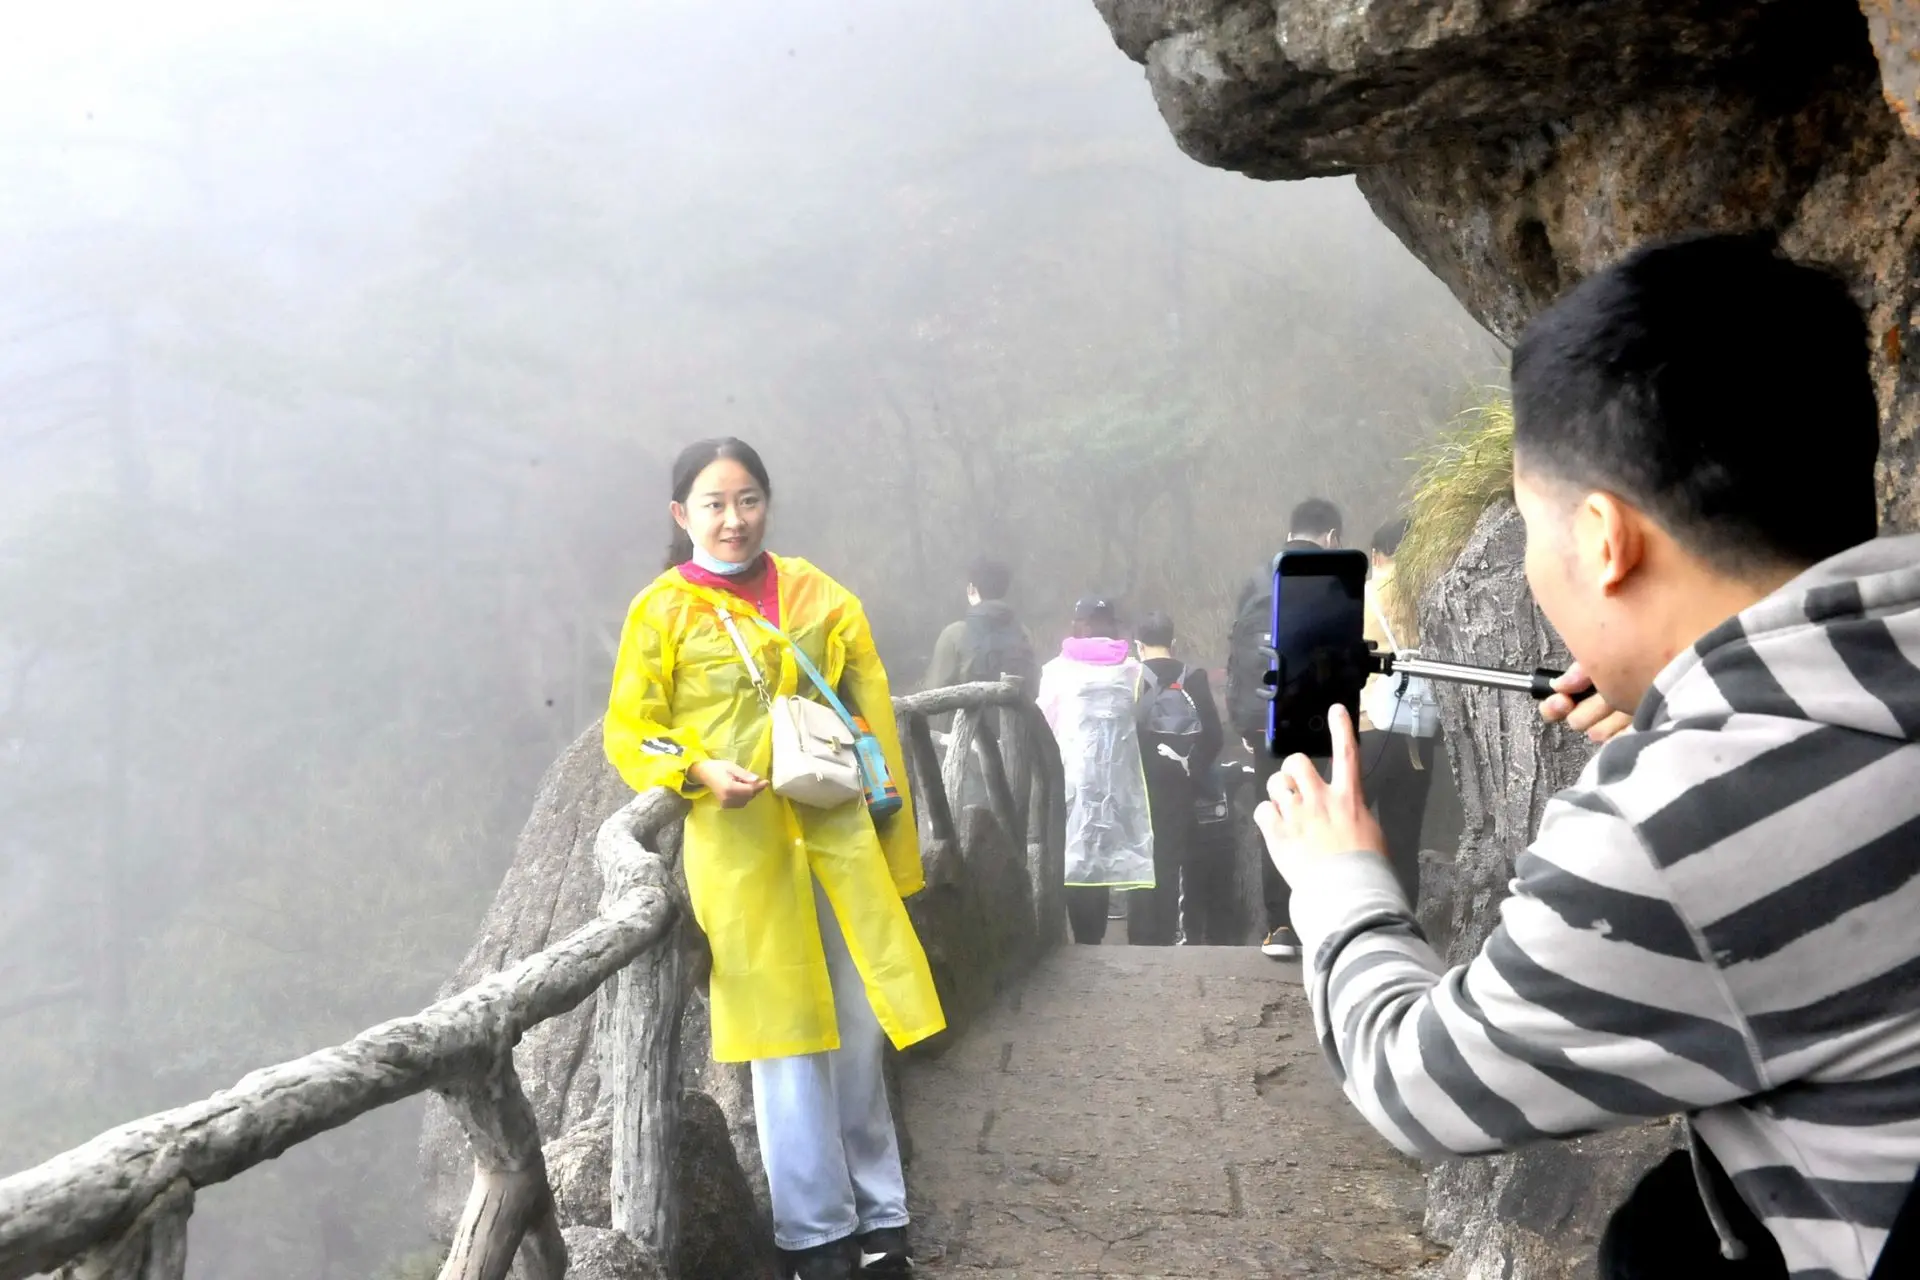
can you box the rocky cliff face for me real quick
[1092,0,1920,526]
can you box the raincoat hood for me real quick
[1643,533,1920,742]
[1062,636,1131,664]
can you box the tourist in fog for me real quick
[1224,497,1342,960]
[604,437,940,1280]
[1257,235,1920,1277]
[1356,516,1439,903]
[921,556,1039,694]
[1131,611,1223,945]
[1037,597,1155,944]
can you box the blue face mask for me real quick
[691,544,761,576]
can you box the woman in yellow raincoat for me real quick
[604,437,943,1280]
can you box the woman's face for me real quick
[673,457,769,565]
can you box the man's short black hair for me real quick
[1512,232,1879,571]
[1136,611,1176,648]
[1289,498,1343,538]
[969,557,1012,601]
[1372,517,1409,558]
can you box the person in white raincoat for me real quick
[1036,597,1155,944]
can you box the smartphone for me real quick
[1267,548,1370,758]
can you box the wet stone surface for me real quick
[900,944,1440,1278]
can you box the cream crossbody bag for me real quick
[1360,589,1441,739]
[716,606,865,808]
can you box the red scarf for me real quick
[679,554,780,628]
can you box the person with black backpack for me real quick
[922,557,1039,698]
[1224,498,1343,960]
[1132,612,1223,945]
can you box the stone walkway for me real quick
[900,944,1440,1278]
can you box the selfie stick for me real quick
[1370,649,1591,703]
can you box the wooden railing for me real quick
[0,679,1061,1280]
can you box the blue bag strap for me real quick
[751,615,862,736]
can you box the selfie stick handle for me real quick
[1376,652,1592,703]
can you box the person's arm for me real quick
[1262,711,1762,1159]
[923,620,963,692]
[836,595,924,897]
[604,593,711,796]
[1186,666,1224,777]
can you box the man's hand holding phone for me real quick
[1254,704,1387,882]
[1539,662,1634,744]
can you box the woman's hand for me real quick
[689,759,768,808]
[1540,662,1635,744]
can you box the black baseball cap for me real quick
[1072,597,1117,621]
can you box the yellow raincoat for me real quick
[604,554,946,1062]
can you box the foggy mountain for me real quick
[0,1,1498,1274]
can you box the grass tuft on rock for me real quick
[1392,390,1516,637]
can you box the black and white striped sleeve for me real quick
[1285,792,1767,1159]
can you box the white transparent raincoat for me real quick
[1037,651,1156,888]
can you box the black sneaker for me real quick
[857,1227,913,1272]
[1261,926,1302,960]
[782,1240,854,1280]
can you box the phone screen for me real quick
[1267,549,1369,758]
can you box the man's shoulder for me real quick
[1579,712,1879,821]
[1542,712,1920,901]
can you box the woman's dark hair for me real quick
[666,437,772,569]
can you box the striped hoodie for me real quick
[1282,534,1920,1280]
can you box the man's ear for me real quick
[1584,492,1647,594]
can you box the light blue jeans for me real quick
[750,881,910,1251]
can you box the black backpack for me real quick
[1224,578,1273,741]
[959,608,1036,688]
[1137,664,1203,739]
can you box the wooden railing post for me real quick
[902,711,957,857]
[54,1180,191,1280]
[603,919,688,1259]
[970,714,1021,850]
[436,1052,566,1280]
[995,704,1034,852]
[596,801,690,1262]
[939,706,978,811]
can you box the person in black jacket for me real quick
[1226,499,1342,959]
[921,557,1038,696]
[1132,612,1224,945]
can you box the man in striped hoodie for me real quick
[1257,233,1920,1280]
